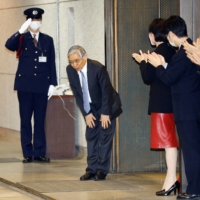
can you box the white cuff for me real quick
[163,63,168,69]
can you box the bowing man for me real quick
[66,45,122,181]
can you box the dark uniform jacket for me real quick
[5,31,57,94]
[139,43,176,115]
[156,38,200,121]
[66,59,122,120]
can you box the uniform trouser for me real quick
[85,113,116,175]
[176,120,200,194]
[17,91,48,158]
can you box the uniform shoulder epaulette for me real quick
[21,32,29,36]
[41,32,47,36]
[40,33,52,39]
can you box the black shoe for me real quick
[156,181,180,196]
[22,156,32,163]
[34,156,50,162]
[80,172,95,181]
[177,193,200,199]
[94,171,107,181]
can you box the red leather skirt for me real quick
[150,113,179,148]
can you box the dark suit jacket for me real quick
[5,31,57,94]
[140,43,176,114]
[66,59,122,120]
[156,38,200,121]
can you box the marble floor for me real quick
[0,127,181,200]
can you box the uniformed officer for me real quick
[5,7,57,163]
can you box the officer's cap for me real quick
[24,7,44,19]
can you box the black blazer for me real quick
[5,31,57,94]
[66,59,122,120]
[139,43,176,114]
[156,38,200,121]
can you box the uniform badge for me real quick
[33,10,38,15]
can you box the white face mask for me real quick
[169,40,176,47]
[29,21,41,31]
[167,32,176,47]
[149,38,155,46]
[149,34,156,46]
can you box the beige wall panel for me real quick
[74,0,105,63]
[1,8,25,74]
[59,0,105,84]
[0,0,56,8]
[58,1,76,84]
[0,75,19,130]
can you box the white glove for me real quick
[19,18,32,34]
[48,85,55,100]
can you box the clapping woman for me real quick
[132,18,179,196]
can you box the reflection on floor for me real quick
[0,127,178,200]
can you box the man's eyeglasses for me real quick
[69,58,82,65]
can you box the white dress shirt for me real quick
[77,62,92,103]
[30,31,39,41]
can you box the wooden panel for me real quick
[45,95,75,159]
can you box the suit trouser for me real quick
[176,120,200,194]
[85,114,116,175]
[17,91,48,158]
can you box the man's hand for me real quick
[183,40,200,65]
[85,113,96,128]
[100,114,111,129]
[19,18,32,34]
[193,38,200,52]
[187,51,200,66]
[147,52,166,68]
[183,40,200,54]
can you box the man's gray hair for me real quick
[68,45,86,58]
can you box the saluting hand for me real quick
[19,18,32,34]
